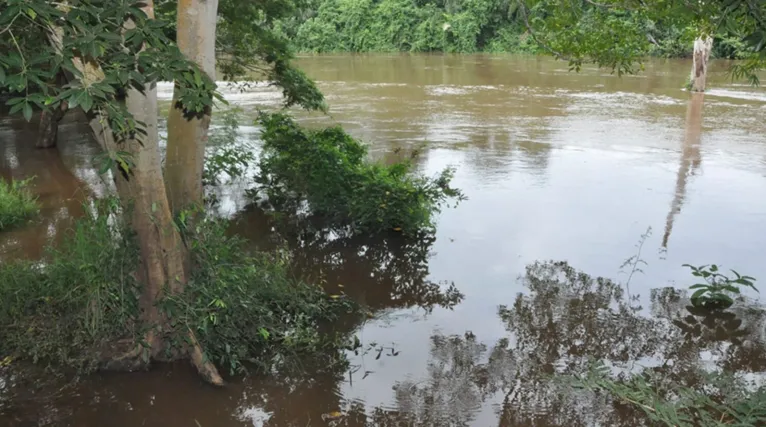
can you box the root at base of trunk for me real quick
[188,329,224,386]
[102,329,224,386]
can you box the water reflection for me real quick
[0,112,96,261]
[662,93,705,248]
[230,204,464,315]
[358,261,766,427]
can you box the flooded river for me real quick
[2,54,766,426]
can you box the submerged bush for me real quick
[0,200,139,371]
[0,200,357,374]
[0,178,39,231]
[166,217,357,375]
[567,362,766,426]
[253,112,464,234]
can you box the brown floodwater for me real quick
[2,54,766,426]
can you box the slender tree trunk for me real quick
[164,0,219,215]
[689,36,713,93]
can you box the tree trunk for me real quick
[662,93,704,248]
[36,72,69,149]
[47,0,224,385]
[689,36,713,93]
[164,0,219,215]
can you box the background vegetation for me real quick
[275,0,751,58]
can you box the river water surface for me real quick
[2,54,766,426]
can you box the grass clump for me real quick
[253,112,464,234]
[567,362,766,426]
[0,200,139,372]
[0,178,40,231]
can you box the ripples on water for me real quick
[2,54,766,426]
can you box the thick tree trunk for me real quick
[689,36,713,93]
[164,0,219,215]
[662,93,704,248]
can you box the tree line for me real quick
[277,0,753,59]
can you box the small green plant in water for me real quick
[253,112,465,234]
[0,178,39,231]
[684,264,757,310]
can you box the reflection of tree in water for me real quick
[662,93,704,249]
[0,113,94,261]
[351,261,766,427]
[230,205,463,316]
[461,126,553,183]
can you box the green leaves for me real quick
[254,112,464,234]
[683,264,758,310]
[1,0,218,139]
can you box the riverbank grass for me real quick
[0,178,39,231]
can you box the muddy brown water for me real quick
[2,54,766,426]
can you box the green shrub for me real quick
[165,217,358,375]
[0,178,39,231]
[253,112,464,234]
[0,200,357,375]
[0,199,139,372]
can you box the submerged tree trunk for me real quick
[36,105,65,149]
[662,93,704,248]
[689,36,713,92]
[164,0,219,215]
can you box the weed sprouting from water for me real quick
[0,178,39,231]
[565,361,766,426]
[684,264,757,310]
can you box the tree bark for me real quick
[689,36,713,93]
[164,0,220,215]
[36,72,69,149]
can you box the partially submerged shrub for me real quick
[253,112,464,234]
[0,178,39,231]
[165,218,358,375]
[0,202,357,375]
[0,200,139,371]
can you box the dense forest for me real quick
[275,0,750,58]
